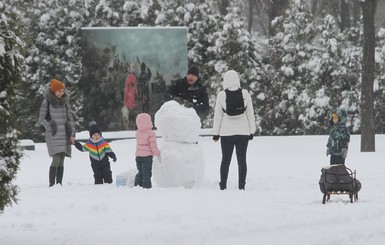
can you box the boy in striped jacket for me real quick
[74,122,117,184]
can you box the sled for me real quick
[319,164,361,204]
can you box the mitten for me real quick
[342,148,348,158]
[213,135,220,141]
[74,141,83,151]
[173,96,185,105]
[112,156,117,162]
[249,134,254,140]
[184,101,194,108]
[50,120,57,136]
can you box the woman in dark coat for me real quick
[39,79,76,187]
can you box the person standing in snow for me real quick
[134,113,161,189]
[164,65,209,119]
[138,62,152,113]
[74,122,117,184]
[121,64,137,129]
[212,70,256,190]
[39,79,76,187]
[326,108,350,165]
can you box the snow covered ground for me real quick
[1,134,385,245]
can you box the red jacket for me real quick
[124,73,137,110]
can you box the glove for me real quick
[50,120,57,136]
[112,156,117,162]
[173,96,185,105]
[342,148,348,158]
[213,135,220,141]
[74,141,83,151]
[249,134,254,140]
[184,101,194,108]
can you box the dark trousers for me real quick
[91,161,112,184]
[220,135,249,189]
[330,155,345,165]
[135,156,153,188]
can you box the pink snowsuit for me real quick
[135,113,160,157]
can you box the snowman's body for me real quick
[153,101,205,188]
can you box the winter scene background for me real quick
[2,1,385,244]
[1,102,385,245]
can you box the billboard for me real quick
[80,27,188,131]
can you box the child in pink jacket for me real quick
[134,113,161,188]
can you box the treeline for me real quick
[4,0,385,141]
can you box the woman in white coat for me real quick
[212,70,256,190]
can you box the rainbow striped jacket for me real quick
[74,137,115,162]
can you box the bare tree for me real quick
[360,0,377,152]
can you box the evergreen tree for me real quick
[262,2,317,135]
[205,6,263,128]
[156,1,262,128]
[0,2,25,213]
[260,2,363,135]
[303,15,361,134]
[12,0,86,141]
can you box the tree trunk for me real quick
[247,0,255,33]
[218,0,229,15]
[352,0,361,27]
[340,0,350,31]
[360,0,377,152]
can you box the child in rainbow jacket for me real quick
[74,121,117,184]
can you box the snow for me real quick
[153,101,204,187]
[1,133,385,244]
[155,101,201,143]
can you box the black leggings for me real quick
[220,135,249,185]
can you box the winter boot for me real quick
[56,166,64,186]
[219,182,227,190]
[49,166,57,187]
[238,182,245,190]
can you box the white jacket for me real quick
[213,70,256,136]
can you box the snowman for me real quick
[153,100,205,188]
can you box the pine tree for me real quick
[13,0,86,141]
[0,2,25,213]
[302,14,361,134]
[262,2,317,135]
[156,1,262,128]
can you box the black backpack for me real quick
[223,88,246,116]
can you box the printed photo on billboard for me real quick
[80,27,188,131]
